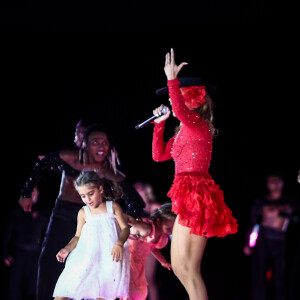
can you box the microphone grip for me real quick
[135,115,157,130]
[134,106,169,130]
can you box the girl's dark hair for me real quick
[74,171,123,201]
[150,202,176,222]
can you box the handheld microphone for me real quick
[135,106,169,130]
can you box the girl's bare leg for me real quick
[171,216,208,300]
[145,254,159,300]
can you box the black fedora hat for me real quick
[156,77,217,95]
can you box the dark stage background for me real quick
[1,29,299,300]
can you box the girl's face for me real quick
[77,183,104,208]
[157,218,175,237]
[86,131,110,164]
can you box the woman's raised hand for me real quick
[164,48,188,80]
[153,104,171,123]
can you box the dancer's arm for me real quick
[112,202,130,262]
[151,248,172,270]
[164,48,201,128]
[56,208,85,263]
[114,202,130,246]
[123,213,138,225]
[151,102,174,162]
[19,150,78,211]
[167,79,202,128]
[152,120,175,162]
[127,217,153,238]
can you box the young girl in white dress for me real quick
[53,170,130,300]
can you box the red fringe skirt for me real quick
[167,173,238,237]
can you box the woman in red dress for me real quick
[152,49,238,300]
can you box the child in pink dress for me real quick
[121,203,176,300]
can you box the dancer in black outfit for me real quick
[19,123,144,300]
[3,188,48,300]
[243,172,299,300]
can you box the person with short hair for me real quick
[243,172,299,300]
[19,122,144,300]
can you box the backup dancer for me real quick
[19,123,144,300]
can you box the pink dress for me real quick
[125,218,169,300]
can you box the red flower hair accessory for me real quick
[181,86,207,109]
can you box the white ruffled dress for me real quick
[53,201,130,300]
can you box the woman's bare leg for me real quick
[171,216,208,300]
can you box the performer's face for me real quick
[86,132,110,164]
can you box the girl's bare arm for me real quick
[56,208,85,262]
[114,203,130,246]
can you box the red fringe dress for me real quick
[152,78,238,237]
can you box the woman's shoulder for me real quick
[59,149,80,164]
[103,167,126,182]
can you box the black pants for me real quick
[251,228,286,300]
[36,199,82,300]
[7,248,39,300]
[289,236,300,300]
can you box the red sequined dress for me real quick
[152,78,238,237]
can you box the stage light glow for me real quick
[249,224,260,247]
